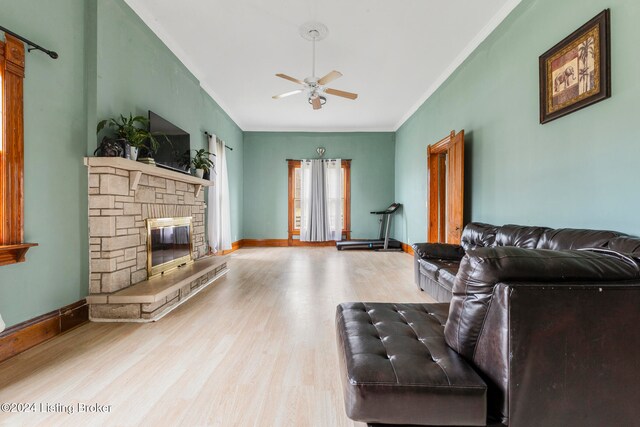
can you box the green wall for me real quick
[95,0,244,242]
[0,0,89,327]
[0,0,244,328]
[243,132,395,239]
[395,0,640,245]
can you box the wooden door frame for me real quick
[287,160,299,246]
[446,130,465,244]
[287,160,351,246]
[426,130,464,243]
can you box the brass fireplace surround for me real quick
[146,217,194,278]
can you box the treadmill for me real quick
[336,203,402,251]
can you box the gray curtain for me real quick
[300,159,343,242]
[301,160,329,241]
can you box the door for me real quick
[427,130,465,244]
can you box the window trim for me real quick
[287,159,351,246]
[0,34,37,267]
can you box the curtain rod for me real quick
[285,158,352,162]
[204,132,233,151]
[0,25,58,59]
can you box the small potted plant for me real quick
[191,149,214,179]
[97,114,168,162]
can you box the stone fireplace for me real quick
[84,157,228,322]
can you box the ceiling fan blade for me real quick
[325,88,358,100]
[272,89,304,99]
[312,96,322,110]
[276,73,305,85]
[318,70,342,85]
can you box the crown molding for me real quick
[123,1,244,130]
[393,0,522,131]
[242,126,396,133]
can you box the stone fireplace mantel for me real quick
[84,157,227,322]
[84,157,212,197]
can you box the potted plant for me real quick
[97,114,168,162]
[191,149,214,179]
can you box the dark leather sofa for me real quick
[336,223,640,426]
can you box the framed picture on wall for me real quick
[539,9,611,124]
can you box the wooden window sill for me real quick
[0,243,38,267]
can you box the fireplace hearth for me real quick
[84,157,228,322]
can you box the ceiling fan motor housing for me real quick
[304,77,319,87]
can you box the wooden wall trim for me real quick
[0,299,88,364]
[222,239,358,251]
[219,240,242,255]
[288,240,336,247]
[229,239,417,251]
[242,239,289,247]
[401,242,415,256]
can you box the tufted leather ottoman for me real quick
[336,302,487,426]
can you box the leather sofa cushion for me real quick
[413,243,465,260]
[418,259,460,284]
[460,222,498,250]
[438,267,458,292]
[537,228,624,251]
[495,224,550,248]
[444,247,640,360]
[607,236,640,256]
[418,258,440,280]
[336,302,487,426]
[460,222,631,252]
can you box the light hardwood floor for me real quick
[0,248,434,427]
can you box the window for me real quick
[288,159,351,245]
[0,34,36,266]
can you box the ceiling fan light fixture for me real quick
[308,95,327,105]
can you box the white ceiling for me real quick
[124,0,520,132]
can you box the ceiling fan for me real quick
[272,22,358,110]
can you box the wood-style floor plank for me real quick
[0,248,434,426]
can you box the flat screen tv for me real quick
[147,111,190,173]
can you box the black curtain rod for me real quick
[0,25,58,59]
[204,132,233,151]
[286,158,352,162]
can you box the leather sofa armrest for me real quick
[472,282,640,425]
[445,246,640,360]
[412,243,465,260]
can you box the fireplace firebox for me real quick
[146,217,194,277]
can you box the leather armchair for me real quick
[338,223,640,426]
